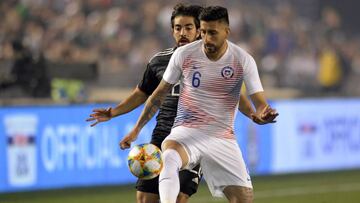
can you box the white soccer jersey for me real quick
[163,40,263,139]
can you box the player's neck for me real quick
[204,41,228,61]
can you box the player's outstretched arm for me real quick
[249,92,279,125]
[119,80,174,149]
[86,87,148,127]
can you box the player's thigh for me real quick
[179,164,202,197]
[136,191,159,203]
[162,127,204,169]
[200,137,252,197]
[223,185,253,203]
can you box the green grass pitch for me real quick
[1,170,360,203]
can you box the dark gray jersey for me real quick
[138,47,179,147]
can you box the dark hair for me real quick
[11,40,24,52]
[171,4,203,29]
[199,6,229,25]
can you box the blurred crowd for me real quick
[1,0,360,100]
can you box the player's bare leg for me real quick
[223,185,254,203]
[177,192,190,203]
[136,191,159,203]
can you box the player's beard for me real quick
[178,37,190,46]
[204,43,217,54]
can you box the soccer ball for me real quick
[127,143,163,180]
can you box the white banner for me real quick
[272,99,360,173]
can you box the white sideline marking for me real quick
[196,182,360,202]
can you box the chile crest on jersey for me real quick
[221,66,234,79]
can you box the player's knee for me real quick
[227,194,253,203]
[160,149,182,180]
[162,149,182,166]
[162,140,188,168]
[223,186,254,203]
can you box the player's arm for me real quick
[238,94,255,119]
[119,46,182,149]
[242,54,278,124]
[86,87,148,127]
[249,91,278,125]
[119,80,174,149]
[112,87,148,116]
[87,61,158,127]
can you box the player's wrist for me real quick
[254,104,266,114]
[247,111,255,119]
[108,107,114,118]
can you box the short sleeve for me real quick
[138,63,160,95]
[243,55,264,95]
[163,48,183,84]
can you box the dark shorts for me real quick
[136,164,202,196]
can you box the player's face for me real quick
[172,16,200,47]
[200,20,229,54]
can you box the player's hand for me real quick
[119,128,140,150]
[251,105,279,125]
[86,107,112,127]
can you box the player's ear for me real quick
[225,26,230,37]
[196,28,201,39]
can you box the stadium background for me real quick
[1,0,360,202]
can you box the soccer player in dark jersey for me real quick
[87,3,256,203]
[87,4,203,203]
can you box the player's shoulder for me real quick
[148,47,176,64]
[228,40,255,64]
[228,41,253,58]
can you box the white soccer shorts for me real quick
[162,126,253,197]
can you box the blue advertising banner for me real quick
[6,99,360,192]
[0,104,156,192]
[0,103,271,193]
[235,113,272,175]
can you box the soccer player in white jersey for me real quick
[119,6,278,203]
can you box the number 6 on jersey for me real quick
[192,71,201,88]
